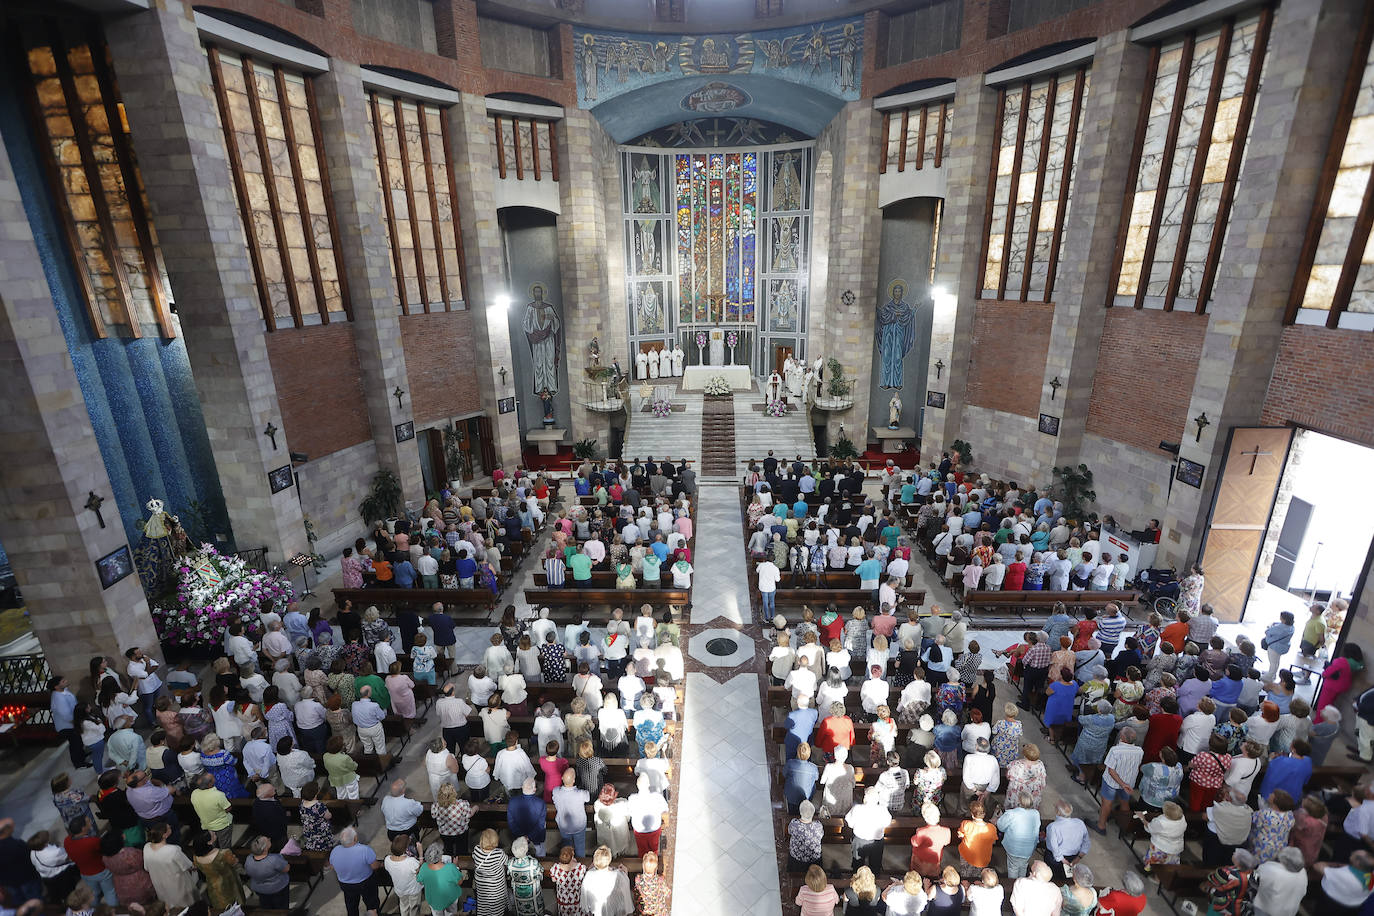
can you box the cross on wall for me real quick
[1239,444,1273,475]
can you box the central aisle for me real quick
[672,483,782,915]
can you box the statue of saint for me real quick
[522,283,561,397]
[888,394,903,429]
[632,157,660,213]
[876,279,916,389]
[540,389,557,427]
[773,151,802,210]
[589,337,601,366]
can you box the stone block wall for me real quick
[296,440,380,558]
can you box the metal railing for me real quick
[235,547,270,572]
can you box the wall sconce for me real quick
[1193,412,1211,442]
[1049,376,1062,401]
[84,491,106,529]
[934,359,944,380]
[393,387,406,410]
[498,366,508,386]
[263,422,278,449]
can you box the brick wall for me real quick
[965,299,1054,418]
[265,324,372,459]
[1261,324,1374,449]
[399,311,482,424]
[1084,308,1207,452]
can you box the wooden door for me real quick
[1196,427,1294,621]
[475,415,497,478]
[774,344,793,375]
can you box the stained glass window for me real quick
[1289,12,1374,326]
[980,67,1089,301]
[879,99,952,173]
[23,29,174,339]
[206,47,347,329]
[368,92,467,312]
[1111,11,1271,311]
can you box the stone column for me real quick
[556,108,616,453]
[920,75,999,463]
[445,92,522,465]
[105,2,305,559]
[816,101,883,448]
[311,62,423,502]
[1163,0,1365,563]
[0,131,157,674]
[1042,32,1153,470]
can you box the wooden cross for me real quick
[1240,444,1273,475]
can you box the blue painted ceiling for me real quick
[593,73,841,142]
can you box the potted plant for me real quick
[950,439,974,467]
[830,428,859,460]
[358,468,404,528]
[573,438,599,460]
[1051,464,1097,522]
[826,358,852,400]
[442,424,467,489]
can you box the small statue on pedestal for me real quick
[540,388,557,427]
[888,393,902,429]
[589,337,601,366]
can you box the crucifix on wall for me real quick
[1240,444,1273,475]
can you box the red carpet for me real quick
[521,446,575,471]
[860,445,921,469]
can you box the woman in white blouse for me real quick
[461,736,492,802]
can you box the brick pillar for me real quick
[556,108,615,453]
[920,75,999,462]
[1043,32,1152,470]
[311,62,423,503]
[445,93,521,466]
[105,2,305,560]
[0,132,157,674]
[815,101,883,448]
[1162,0,1366,564]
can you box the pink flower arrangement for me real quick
[766,400,787,417]
[151,545,293,651]
[695,332,707,349]
[726,331,739,348]
[651,398,673,418]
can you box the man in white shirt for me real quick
[529,608,557,648]
[125,646,163,727]
[1111,554,1132,590]
[961,738,1001,805]
[416,551,439,586]
[1011,861,1062,916]
[621,520,641,545]
[757,558,781,617]
[886,553,910,582]
[1090,558,1115,591]
[859,666,890,716]
[1179,699,1217,756]
[380,779,424,841]
[1045,800,1091,881]
[845,787,893,873]
[1316,850,1374,912]
[1096,728,1143,832]
[277,740,317,796]
[241,727,276,781]
[627,774,669,854]
[260,621,293,665]
[584,535,606,568]
[1253,847,1308,916]
[784,661,817,708]
[225,624,257,671]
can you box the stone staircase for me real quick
[699,394,736,477]
[733,387,816,477]
[619,388,703,465]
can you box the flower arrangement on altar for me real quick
[695,331,707,350]
[151,543,294,651]
[703,375,732,396]
[651,398,673,418]
[726,331,739,349]
[765,400,788,418]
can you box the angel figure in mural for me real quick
[638,283,663,333]
[876,279,916,390]
[799,28,832,76]
[581,35,599,102]
[632,157,660,213]
[773,152,802,211]
[773,219,799,273]
[647,41,676,73]
[523,282,562,398]
[725,118,769,146]
[636,220,659,274]
[664,121,707,147]
[836,24,859,92]
[758,35,801,69]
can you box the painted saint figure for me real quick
[773,152,802,211]
[773,219,799,273]
[632,158,660,213]
[836,25,859,92]
[876,279,916,389]
[638,283,663,333]
[581,36,598,102]
[523,283,562,397]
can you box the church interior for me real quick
[1,0,1373,913]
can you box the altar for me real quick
[681,365,752,390]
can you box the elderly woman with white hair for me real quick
[787,800,823,871]
[1060,863,1098,916]
[1069,700,1118,784]
[1252,846,1308,916]
[507,836,545,916]
[580,845,633,916]
[1095,870,1147,915]
[1204,848,1261,915]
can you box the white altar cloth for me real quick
[680,365,752,391]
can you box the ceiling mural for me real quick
[574,17,863,141]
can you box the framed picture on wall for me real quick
[926,391,945,409]
[268,465,294,493]
[394,421,415,443]
[95,545,133,590]
[498,397,516,415]
[1039,414,1060,436]
[1176,457,1205,488]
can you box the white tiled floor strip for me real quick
[689,484,752,626]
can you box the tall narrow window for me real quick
[367,92,467,313]
[979,67,1089,301]
[1287,7,1374,328]
[206,46,348,329]
[19,20,174,339]
[490,114,558,184]
[1109,9,1272,312]
[879,98,952,174]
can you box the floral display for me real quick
[703,375,732,396]
[651,398,673,418]
[726,331,739,348]
[695,331,708,350]
[151,544,294,651]
[765,400,788,417]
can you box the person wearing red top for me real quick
[1071,611,1099,651]
[818,608,846,647]
[1141,697,1183,763]
[1161,611,1191,653]
[1096,871,1148,916]
[63,816,116,904]
[814,704,855,757]
[538,746,570,802]
[909,803,952,877]
[1185,734,1232,811]
[1003,555,1027,591]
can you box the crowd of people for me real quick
[761,455,1373,916]
[14,470,691,916]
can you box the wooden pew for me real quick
[962,589,1140,615]
[523,588,690,609]
[770,587,926,608]
[331,587,496,615]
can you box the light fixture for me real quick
[934,359,944,380]
[263,422,278,449]
[1193,412,1210,442]
[1049,376,1062,400]
[393,387,406,409]
[84,491,106,529]
[498,366,508,385]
